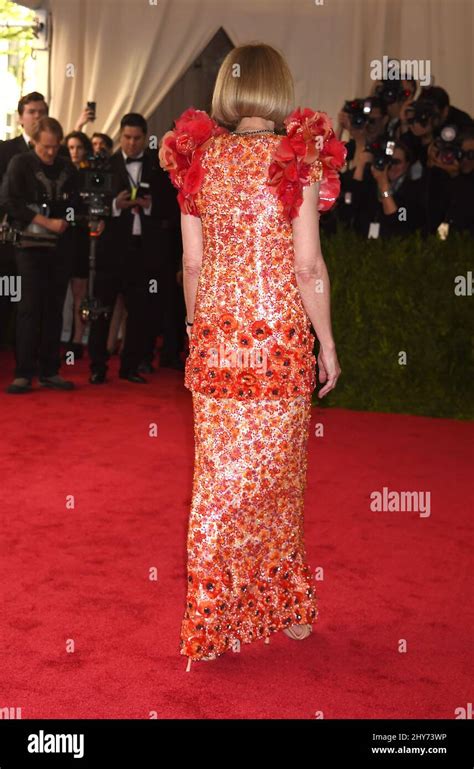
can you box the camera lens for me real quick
[92,173,105,189]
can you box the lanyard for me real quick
[125,161,143,200]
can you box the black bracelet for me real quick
[185,318,194,327]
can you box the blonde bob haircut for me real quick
[211,43,295,131]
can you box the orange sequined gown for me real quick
[159,107,346,662]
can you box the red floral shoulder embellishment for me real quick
[159,107,229,215]
[267,107,347,219]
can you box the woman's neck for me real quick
[234,117,275,133]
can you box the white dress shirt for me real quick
[112,150,152,235]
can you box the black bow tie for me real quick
[125,156,143,164]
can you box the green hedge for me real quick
[312,227,473,420]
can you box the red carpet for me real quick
[0,349,472,719]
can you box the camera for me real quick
[375,81,412,106]
[405,98,441,128]
[433,125,463,165]
[76,151,115,323]
[79,151,114,218]
[343,99,373,128]
[366,139,397,170]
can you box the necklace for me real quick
[232,128,276,135]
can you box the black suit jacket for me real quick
[0,135,32,218]
[101,148,180,269]
[0,135,31,182]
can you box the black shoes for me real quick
[6,377,33,394]
[138,361,156,374]
[89,372,107,384]
[6,375,75,393]
[89,370,148,384]
[119,371,148,384]
[39,375,75,390]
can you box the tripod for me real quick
[79,216,112,323]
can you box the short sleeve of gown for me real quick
[267,107,347,218]
[158,107,228,216]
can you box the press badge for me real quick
[130,186,138,201]
[368,222,380,239]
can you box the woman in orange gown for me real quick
[159,43,346,671]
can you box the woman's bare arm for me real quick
[291,182,335,350]
[291,182,341,396]
[180,212,203,323]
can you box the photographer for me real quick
[421,86,472,133]
[0,117,80,394]
[373,76,418,139]
[398,95,443,167]
[445,125,474,235]
[416,123,469,234]
[398,85,472,168]
[338,96,389,167]
[337,139,427,238]
[332,97,390,233]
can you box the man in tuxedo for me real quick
[88,112,169,384]
[0,91,48,181]
[139,159,184,373]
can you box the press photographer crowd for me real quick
[0,74,472,395]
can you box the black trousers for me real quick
[142,228,185,364]
[12,246,71,379]
[88,237,149,376]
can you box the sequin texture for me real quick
[186,132,319,400]
[183,390,318,660]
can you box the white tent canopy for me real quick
[14,0,473,142]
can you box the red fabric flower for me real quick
[267,106,347,218]
[159,107,229,216]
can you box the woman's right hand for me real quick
[317,345,341,398]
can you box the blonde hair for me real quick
[211,43,294,131]
[31,116,63,143]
